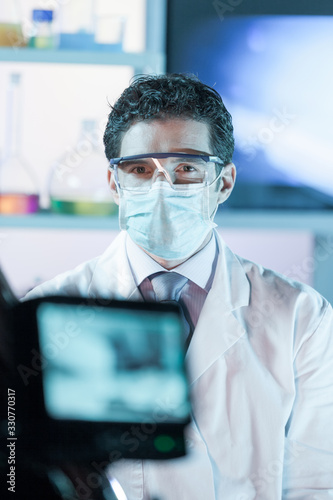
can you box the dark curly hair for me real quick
[103,74,234,164]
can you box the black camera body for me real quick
[1,270,191,498]
[13,296,191,466]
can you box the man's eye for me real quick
[120,162,151,174]
[133,166,147,174]
[177,164,198,173]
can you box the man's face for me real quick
[108,118,235,268]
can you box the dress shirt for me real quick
[125,231,219,330]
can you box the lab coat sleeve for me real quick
[283,299,333,498]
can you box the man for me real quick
[25,74,333,499]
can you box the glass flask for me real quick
[0,0,26,48]
[0,73,39,214]
[49,120,117,216]
[57,0,95,50]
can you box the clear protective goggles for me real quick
[108,153,225,192]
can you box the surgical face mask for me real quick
[118,181,219,261]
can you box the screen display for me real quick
[171,15,333,208]
[36,302,190,423]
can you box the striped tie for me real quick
[150,272,193,344]
[150,271,188,302]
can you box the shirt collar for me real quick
[126,231,218,292]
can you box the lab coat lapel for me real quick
[186,234,250,385]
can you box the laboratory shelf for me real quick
[216,209,333,233]
[1,210,333,233]
[0,213,119,230]
[0,47,165,72]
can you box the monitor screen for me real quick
[168,15,333,209]
[36,301,190,423]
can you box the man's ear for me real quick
[217,163,236,204]
[107,169,120,205]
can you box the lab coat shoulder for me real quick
[23,231,130,301]
[236,251,331,347]
[213,234,330,347]
[237,253,333,393]
[22,255,100,300]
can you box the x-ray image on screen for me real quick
[36,302,190,423]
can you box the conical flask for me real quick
[0,73,39,214]
[49,120,117,215]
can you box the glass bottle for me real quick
[28,9,56,49]
[0,73,39,214]
[49,120,117,216]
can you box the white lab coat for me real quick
[25,230,333,499]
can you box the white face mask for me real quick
[118,181,218,260]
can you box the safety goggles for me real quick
[109,153,225,192]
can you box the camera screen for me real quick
[36,302,190,424]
